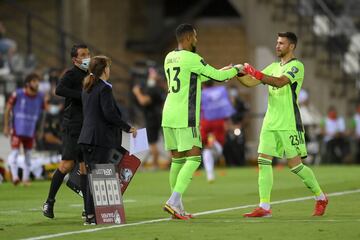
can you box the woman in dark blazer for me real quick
[78,55,136,225]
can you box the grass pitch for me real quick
[0,165,359,240]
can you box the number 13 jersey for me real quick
[162,49,238,128]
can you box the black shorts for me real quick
[61,127,83,162]
[146,124,161,144]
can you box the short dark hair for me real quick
[278,32,298,48]
[175,24,195,41]
[70,44,88,58]
[24,72,40,85]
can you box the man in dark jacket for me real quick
[42,44,90,219]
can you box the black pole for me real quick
[56,0,66,68]
[26,13,32,56]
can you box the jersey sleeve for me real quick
[199,75,210,83]
[189,54,237,81]
[282,61,304,84]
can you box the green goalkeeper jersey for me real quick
[261,58,305,131]
[162,49,237,128]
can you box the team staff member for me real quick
[78,56,137,225]
[43,44,90,219]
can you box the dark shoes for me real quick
[84,215,97,225]
[42,199,55,219]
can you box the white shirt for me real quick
[323,117,345,142]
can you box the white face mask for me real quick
[79,58,90,70]
[147,78,156,87]
[48,105,61,115]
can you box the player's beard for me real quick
[191,44,196,53]
[29,85,38,94]
[276,48,289,58]
[276,51,285,58]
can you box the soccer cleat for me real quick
[243,207,272,218]
[172,211,194,219]
[84,216,97,225]
[22,181,31,187]
[313,196,328,216]
[163,204,190,220]
[42,200,55,219]
[13,179,20,186]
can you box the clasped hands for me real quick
[221,63,263,80]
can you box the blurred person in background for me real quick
[0,21,17,72]
[200,81,235,182]
[223,85,249,167]
[349,103,360,164]
[42,44,90,219]
[320,106,349,164]
[38,83,64,160]
[298,89,322,164]
[132,67,165,169]
[238,32,328,217]
[3,73,45,186]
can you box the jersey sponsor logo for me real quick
[291,66,299,73]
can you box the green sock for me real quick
[258,157,273,204]
[169,157,186,192]
[173,156,201,194]
[291,163,323,196]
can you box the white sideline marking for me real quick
[21,189,360,240]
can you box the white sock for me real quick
[22,149,32,182]
[259,202,271,210]
[203,149,215,181]
[167,191,181,207]
[8,149,19,181]
[315,193,326,201]
[213,141,223,157]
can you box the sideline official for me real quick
[78,55,136,225]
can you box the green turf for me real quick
[0,165,359,240]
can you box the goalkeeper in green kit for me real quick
[238,32,328,217]
[162,23,243,220]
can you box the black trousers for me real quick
[81,145,112,170]
[81,144,112,216]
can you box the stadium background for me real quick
[1,0,358,142]
[0,1,360,239]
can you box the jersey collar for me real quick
[280,58,297,66]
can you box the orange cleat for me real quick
[243,207,272,218]
[172,211,194,219]
[163,204,190,220]
[313,196,328,216]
